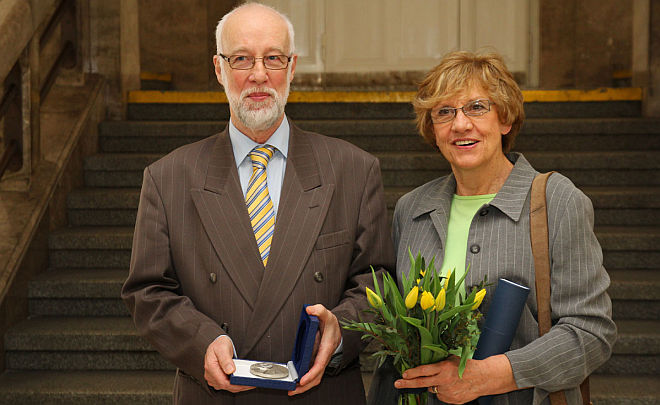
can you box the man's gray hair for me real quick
[215,2,295,55]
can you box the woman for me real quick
[370,51,616,404]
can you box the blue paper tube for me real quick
[474,278,530,405]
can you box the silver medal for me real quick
[249,362,290,379]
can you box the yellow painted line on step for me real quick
[128,88,642,104]
[139,72,173,82]
[288,91,416,103]
[523,88,642,102]
[129,91,228,103]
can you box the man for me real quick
[121,3,395,404]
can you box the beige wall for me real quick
[135,0,638,90]
[79,0,659,115]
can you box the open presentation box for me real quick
[229,306,319,390]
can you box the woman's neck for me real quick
[453,154,514,196]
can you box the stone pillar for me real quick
[88,0,140,119]
[120,0,140,116]
[646,1,660,116]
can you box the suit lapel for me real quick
[190,129,264,309]
[242,122,334,356]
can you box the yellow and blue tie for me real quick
[246,145,276,267]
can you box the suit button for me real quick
[221,323,229,333]
[470,244,481,254]
[209,273,217,283]
[314,272,324,282]
[479,209,489,216]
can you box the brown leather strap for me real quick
[531,172,569,405]
[531,172,554,337]
[531,172,591,405]
[580,377,592,405]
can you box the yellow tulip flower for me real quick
[366,287,382,309]
[444,270,452,289]
[471,288,487,310]
[420,291,435,310]
[405,286,419,309]
[435,288,446,311]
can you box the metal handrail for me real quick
[40,40,74,100]
[0,84,20,180]
[0,139,19,180]
[0,84,18,118]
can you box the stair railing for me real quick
[0,0,78,190]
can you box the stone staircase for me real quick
[0,95,659,404]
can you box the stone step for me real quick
[67,187,660,227]
[0,371,655,405]
[609,270,660,320]
[5,316,657,373]
[126,100,642,121]
[67,188,139,227]
[597,320,660,375]
[47,225,660,270]
[4,317,173,371]
[26,267,660,320]
[48,227,133,269]
[0,370,173,404]
[83,151,660,188]
[589,375,660,405]
[377,151,660,188]
[28,269,129,316]
[99,118,660,153]
[49,225,660,255]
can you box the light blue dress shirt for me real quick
[228,117,289,218]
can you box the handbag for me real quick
[530,172,592,405]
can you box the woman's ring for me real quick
[430,385,438,394]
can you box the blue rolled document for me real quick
[474,278,530,405]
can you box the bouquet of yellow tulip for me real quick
[342,250,486,403]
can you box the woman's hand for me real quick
[394,354,518,404]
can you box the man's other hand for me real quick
[288,304,341,396]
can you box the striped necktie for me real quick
[246,145,276,267]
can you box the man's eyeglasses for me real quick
[218,53,292,70]
[431,99,493,123]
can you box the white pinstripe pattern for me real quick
[122,123,396,404]
[392,153,616,405]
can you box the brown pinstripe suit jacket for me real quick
[121,120,395,404]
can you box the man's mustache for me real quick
[240,87,278,101]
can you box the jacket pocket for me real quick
[315,229,349,250]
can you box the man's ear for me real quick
[213,55,224,86]
[289,54,298,83]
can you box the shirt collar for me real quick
[228,116,290,166]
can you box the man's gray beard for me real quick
[223,70,290,132]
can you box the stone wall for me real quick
[648,0,660,116]
[540,0,633,88]
[138,0,237,90]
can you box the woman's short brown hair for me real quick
[413,51,524,153]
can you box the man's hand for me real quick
[288,304,341,396]
[204,335,255,393]
[393,355,518,404]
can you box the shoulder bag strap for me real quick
[531,172,572,405]
[530,172,591,405]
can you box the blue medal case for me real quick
[229,306,319,390]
